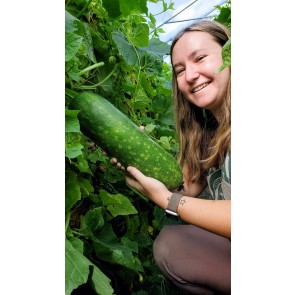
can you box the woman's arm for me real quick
[177,197,231,238]
[125,166,231,239]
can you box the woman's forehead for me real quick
[174,31,215,49]
[172,31,220,61]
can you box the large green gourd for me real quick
[69,92,183,190]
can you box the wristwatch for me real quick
[165,192,183,217]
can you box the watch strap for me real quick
[165,192,183,216]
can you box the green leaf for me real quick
[90,264,114,295]
[132,23,149,48]
[215,38,231,73]
[93,224,143,272]
[214,4,231,28]
[65,11,79,33]
[80,207,105,237]
[65,32,83,62]
[99,189,138,217]
[121,236,139,254]
[78,177,94,195]
[65,109,80,133]
[66,60,80,82]
[65,142,84,159]
[65,238,114,295]
[141,38,170,57]
[70,236,84,253]
[112,30,139,65]
[144,123,156,134]
[126,214,140,240]
[87,148,108,163]
[132,86,151,111]
[102,0,121,18]
[158,136,172,150]
[77,154,93,175]
[65,181,81,212]
[139,72,156,98]
[83,22,97,63]
[65,238,90,295]
[120,0,148,15]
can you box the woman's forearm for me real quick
[177,197,231,238]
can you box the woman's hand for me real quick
[125,166,171,209]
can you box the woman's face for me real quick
[172,31,230,120]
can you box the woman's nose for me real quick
[185,65,200,82]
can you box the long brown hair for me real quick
[171,20,231,183]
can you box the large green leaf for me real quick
[99,189,138,217]
[65,238,114,295]
[65,32,83,62]
[93,223,143,272]
[112,30,139,65]
[131,23,149,48]
[65,238,90,295]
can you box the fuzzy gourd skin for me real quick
[69,92,183,190]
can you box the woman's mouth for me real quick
[192,82,210,93]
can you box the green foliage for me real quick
[214,38,231,73]
[214,1,231,72]
[65,0,231,294]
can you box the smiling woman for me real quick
[120,20,231,294]
[171,20,231,184]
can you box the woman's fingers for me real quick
[125,167,146,194]
[110,157,125,170]
[126,166,145,182]
[110,157,117,164]
[125,175,143,192]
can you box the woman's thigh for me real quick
[153,224,231,295]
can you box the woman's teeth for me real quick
[192,82,210,93]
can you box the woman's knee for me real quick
[152,225,231,295]
[153,225,182,272]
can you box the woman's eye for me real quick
[175,68,184,76]
[196,55,205,62]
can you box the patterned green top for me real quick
[206,151,231,200]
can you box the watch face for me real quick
[165,209,179,217]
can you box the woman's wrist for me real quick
[154,191,172,209]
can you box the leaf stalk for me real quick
[78,65,117,89]
[79,62,105,76]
